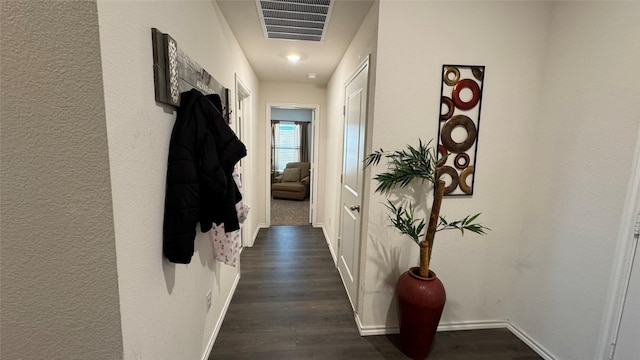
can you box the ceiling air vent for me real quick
[256,0,333,42]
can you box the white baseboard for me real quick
[506,322,557,360]
[438,320,506,331]
[246,223,268,248]
[201,273,241,360]
[355,318,556,360]
[321,225,337,264]
[356,314,397,335]
[355,313,395,335]
[252,225,262,245]
[356,319,505,336]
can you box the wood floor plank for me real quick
[210,225,542,360]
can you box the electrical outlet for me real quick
[206,290,212,311]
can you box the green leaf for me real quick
[466,213,481,224]
[364,149,386,167]
[365,140,440,194]
[384,199,424,243]
[435,213,490,236]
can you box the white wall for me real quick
[271,108,313,122]
[97,1,259,359]
[0,2,123,359]
[361,0,552,330]
[350,2,640,359]
[511,2,640,359]
[258,81,327,225]
[324,1,379,269]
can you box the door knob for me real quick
[349,205,360,212]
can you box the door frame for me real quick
[234,74,252,247]
[337,56,370,313]
[599,125,640,359]
[265,102,320,227]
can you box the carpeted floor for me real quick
[270,198,310,226]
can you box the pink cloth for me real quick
[209,223,241,267]
[209,166,249,267]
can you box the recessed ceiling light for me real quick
[287,54,301,63]
[280,52,308,63]
[307,73,317,79]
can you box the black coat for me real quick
[163,89,246,264]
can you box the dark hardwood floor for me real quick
[209,225,542,359]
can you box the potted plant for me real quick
[364,139,488,360]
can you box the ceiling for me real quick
[216,0,375,84]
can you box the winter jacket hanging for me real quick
[205,93,244,234]
[163,89,246,264]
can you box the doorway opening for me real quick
[266,103,319,227]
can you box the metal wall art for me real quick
[151,28,230,123]
[436,65,485,196]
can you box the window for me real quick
[272,122,301,172]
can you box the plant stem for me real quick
[419,242,430,278]
[419,180,445,278]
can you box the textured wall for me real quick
[0,1,123,359]
[352,2,640,359]
[96,1,259,358]
[510,2,640,359]
[364,0,552,329]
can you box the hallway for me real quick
[209,226,542,359]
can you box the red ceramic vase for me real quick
[395,267,446,360]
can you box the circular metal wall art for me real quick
[452,78,480,110]
[459,166,474,194]
[443,67,460,86]
[471,67,484,81]
[454,153,470,169]
[440,96,454,121]
[436,166,459,194]
[438,64,485,196]
[437,144,448,167]
[441,115,477,153]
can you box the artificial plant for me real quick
[364,139,488,278]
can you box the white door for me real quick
[614,225,640,360]
[337,59,369,310]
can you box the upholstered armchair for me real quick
[271,162,310,200]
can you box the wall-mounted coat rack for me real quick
[151,28,230,122]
